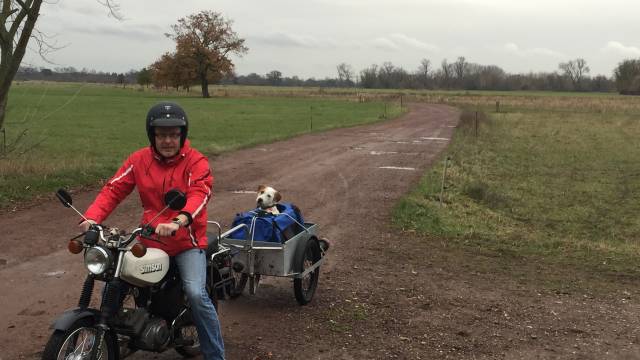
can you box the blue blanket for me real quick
[230,203,304,243]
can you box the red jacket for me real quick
[84,140,213,256]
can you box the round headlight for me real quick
[84,246,112,275]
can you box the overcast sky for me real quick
[24,0,640,79]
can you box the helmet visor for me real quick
[149,117,186,127]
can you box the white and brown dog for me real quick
[256,185,281,214]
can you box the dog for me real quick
[256,185,281,214]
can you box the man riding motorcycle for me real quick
[79,102,224,359]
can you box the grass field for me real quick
[0,82,402,208]
[393,98,640,274]
[4,81,640,274]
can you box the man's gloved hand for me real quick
[78,219,97,232]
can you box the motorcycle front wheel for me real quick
[41,317,118,360]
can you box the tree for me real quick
[136,67,152,88]
[149,52,196,91]
[336,62,354,87]
[439,59,453,89]
[116,73,126,88]
[166,11,247,98]
[359,64,378,88]
[559,58,590,90]
[417,58,431,88]
[613,59,640,94]
[266,70,282,86]
[453,56,468,87]
[0,1,122,131]
[378,62,396,88]
[0,0,44,131]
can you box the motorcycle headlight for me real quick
[84,246,112,275]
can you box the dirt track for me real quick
[2,103,640,360]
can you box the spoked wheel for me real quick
[174,320,201,358]
[177,274,221,358]
[41,318,117,360]
[229,264,247,298]
[293,238,321,305]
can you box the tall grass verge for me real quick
[393,106,640,273]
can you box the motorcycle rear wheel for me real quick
[174,323,201,358]
[174,283,218,358]
[41,317,117,360]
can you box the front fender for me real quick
[50,307,100,331]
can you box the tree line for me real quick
[20,56,640,95]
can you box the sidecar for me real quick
[212,209,327,305]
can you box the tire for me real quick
[229,270,248,298]
[174,320,201,358]
[175,281,218,358]
[205,266,220,311]
[41,318,117,360]
[293,238,321,305]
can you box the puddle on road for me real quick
[370,151,398,155]
[378,166,416,171]
[420,137,450,141]
[369,151,420,156]
[231,190,257,194]
[43,270,66,278]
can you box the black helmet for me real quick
[145,102,189,148]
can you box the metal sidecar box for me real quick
[216,213,326,305]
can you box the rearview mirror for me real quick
[164,189,186,211]
[56,189,72,208]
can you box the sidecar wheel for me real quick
[41,318,117,360]
[230,273,248,298]
[293,237,321,305]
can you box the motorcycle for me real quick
[41,189,241,360]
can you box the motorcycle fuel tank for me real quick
[120,247,170,287]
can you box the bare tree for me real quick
[440,59,453,89]
[417,58,431,88]
[359,64,378,88]
[0,0,44,131]
[0,1,122,131]
[453,56,467,87]
[336,62,354,86]
[559,58,590,90]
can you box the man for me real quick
[79,102,224,359]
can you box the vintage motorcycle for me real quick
[41,189,241,360]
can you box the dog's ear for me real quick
[274,191,282,203]
[257,184,266,193]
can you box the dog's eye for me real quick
[267,194,272,198]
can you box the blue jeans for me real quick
[175,248,225,360]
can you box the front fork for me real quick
[88,250,128,360]
[86,277,123,360]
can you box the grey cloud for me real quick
[64,24,165,41]
[601,41,640,57]
[371,34,439,52]
[249,33,339,48]
[503,43,565,58]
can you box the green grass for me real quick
[393,105,640,274]
[0,82,402,208]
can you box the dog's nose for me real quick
[257,198,263,204]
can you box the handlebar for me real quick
[76,223,175,249]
